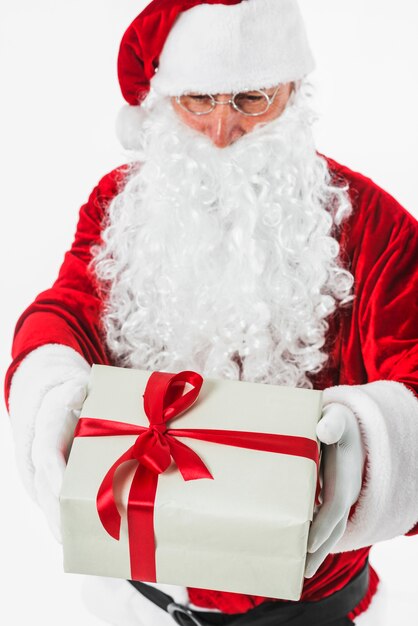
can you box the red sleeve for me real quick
[3,166,128,411]
[324,159,418,537]
[371,208,418,538]
[356,191,418,397]
[347,180,418,535]
[364,205,418,538]
[325,158,418,399]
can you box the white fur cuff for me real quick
[322,381,418,552]
[8,344,91,499]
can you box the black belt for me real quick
[128,560,369,626]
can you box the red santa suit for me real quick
[4,156,418,622]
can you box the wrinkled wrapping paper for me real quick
[60,364,322,600]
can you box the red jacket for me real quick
[4,158,418,618]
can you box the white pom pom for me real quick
[115,105,146,150]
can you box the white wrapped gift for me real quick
[60,364,321,601]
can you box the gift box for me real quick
[60,364,321,601]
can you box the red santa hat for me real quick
[117,0,315,147]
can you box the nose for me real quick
[205,100,242,148]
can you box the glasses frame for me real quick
[175,85,281,117]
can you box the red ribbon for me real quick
[74,370,319,582]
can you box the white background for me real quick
[1,1,417,624]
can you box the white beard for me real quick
[91,83,354,388]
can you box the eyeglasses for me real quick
[175,86,281,117]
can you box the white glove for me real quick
[305,402,366,578]
[8,344,91,542]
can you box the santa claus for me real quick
[5,1,418,625]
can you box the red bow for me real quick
[75,370,319,581]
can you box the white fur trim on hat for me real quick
[322,381,418,553]
[151,0,315,95]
